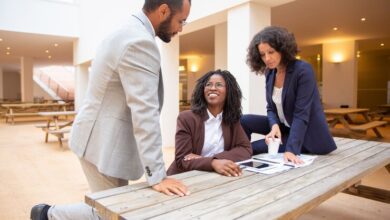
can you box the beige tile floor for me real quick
[0,117,389,219]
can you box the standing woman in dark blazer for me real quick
[167,70,252,176]
[240,26,336,164]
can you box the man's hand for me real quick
[211,159,242,177]
[152,177,189,197]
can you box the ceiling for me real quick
[1,0,389,73]
[0,30,74,72]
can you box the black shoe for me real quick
[30,204,50,220]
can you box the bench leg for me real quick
[343,184,390,204]
[58,137,63,148]
[372,128,383,138]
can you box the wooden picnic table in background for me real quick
[324,108,387,138]
[85,138,390,220]
[37,111,76,148]
[1,102,73,124]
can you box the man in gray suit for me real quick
[31,1,191,219]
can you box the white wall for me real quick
[0,0,79,37]
[74,0,143,64]
[322,41,357,108]
[159,38,180,148]
[20,57,34,102]
[228,2,269,115]
[215,23,227,70]
[0,68,3,99]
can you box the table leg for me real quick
[372,128,384,138]
[45,119,51,143]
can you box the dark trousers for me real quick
[240,114,290,155]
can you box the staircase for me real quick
[33,66,75,101]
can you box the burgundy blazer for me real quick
[167,110,252,175]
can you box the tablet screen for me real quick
[240,161,270,169]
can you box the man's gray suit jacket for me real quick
[69,11,166,185]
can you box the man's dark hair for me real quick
[247,26,298,74]
[191,70,242,125]
[143,0,191,14]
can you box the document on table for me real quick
[238,154,317,174]
[253,153,317,168]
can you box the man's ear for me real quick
[158,4,171,20]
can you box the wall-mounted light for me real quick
[190,64,198,73]
[178,65,185,72]
[331,53,343,63]
[295,55,301,60]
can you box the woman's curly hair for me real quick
[247,26,298,74]
[191,70,242,125]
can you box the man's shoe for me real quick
[30,204,50,220]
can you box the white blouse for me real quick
[201,109,225,157]
[272,87,290,127]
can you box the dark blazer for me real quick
[266,60,336,155]
[167,110,252,175]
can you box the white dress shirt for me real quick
[201,109,225,157]
[272,87,290,127]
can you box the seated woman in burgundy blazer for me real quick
[167,70,252,177]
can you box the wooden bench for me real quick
[350,120,387,138]
[5,112,40,124]
[368,110,387,121]
[35,122,70,129]
[47,127,71,147]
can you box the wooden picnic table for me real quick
[37,111,76,147]
[324,108,386,138]
[1,102,72,124]
[85,138,390,219]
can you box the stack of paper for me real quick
[254,153,317,168]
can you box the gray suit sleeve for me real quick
[117,37,166,185]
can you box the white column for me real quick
[0,68,3,99]
[227,2,270,115]
[215,22,227,70]
[322,40,357,108]
[159,37,180,148]
[20,57,34,102]
[75,63,89,111]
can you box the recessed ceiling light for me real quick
[380,43,385,46]
[0,38,3,42]
[45,50,50,53]
[6,51,10,55]
[54,43,59,47]
[333,27,338,31]
[48,55,52,59]
[6,47,11,50]
[360,17,366,21]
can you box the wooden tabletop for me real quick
[1,103,71,108]
[38,111,77,117]
[324,108,369,115]
[85,138,390,220]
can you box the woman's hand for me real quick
[183,153,202,161]
[265,124,282,145]
[284,152,304,164]
[211,159,242,177]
